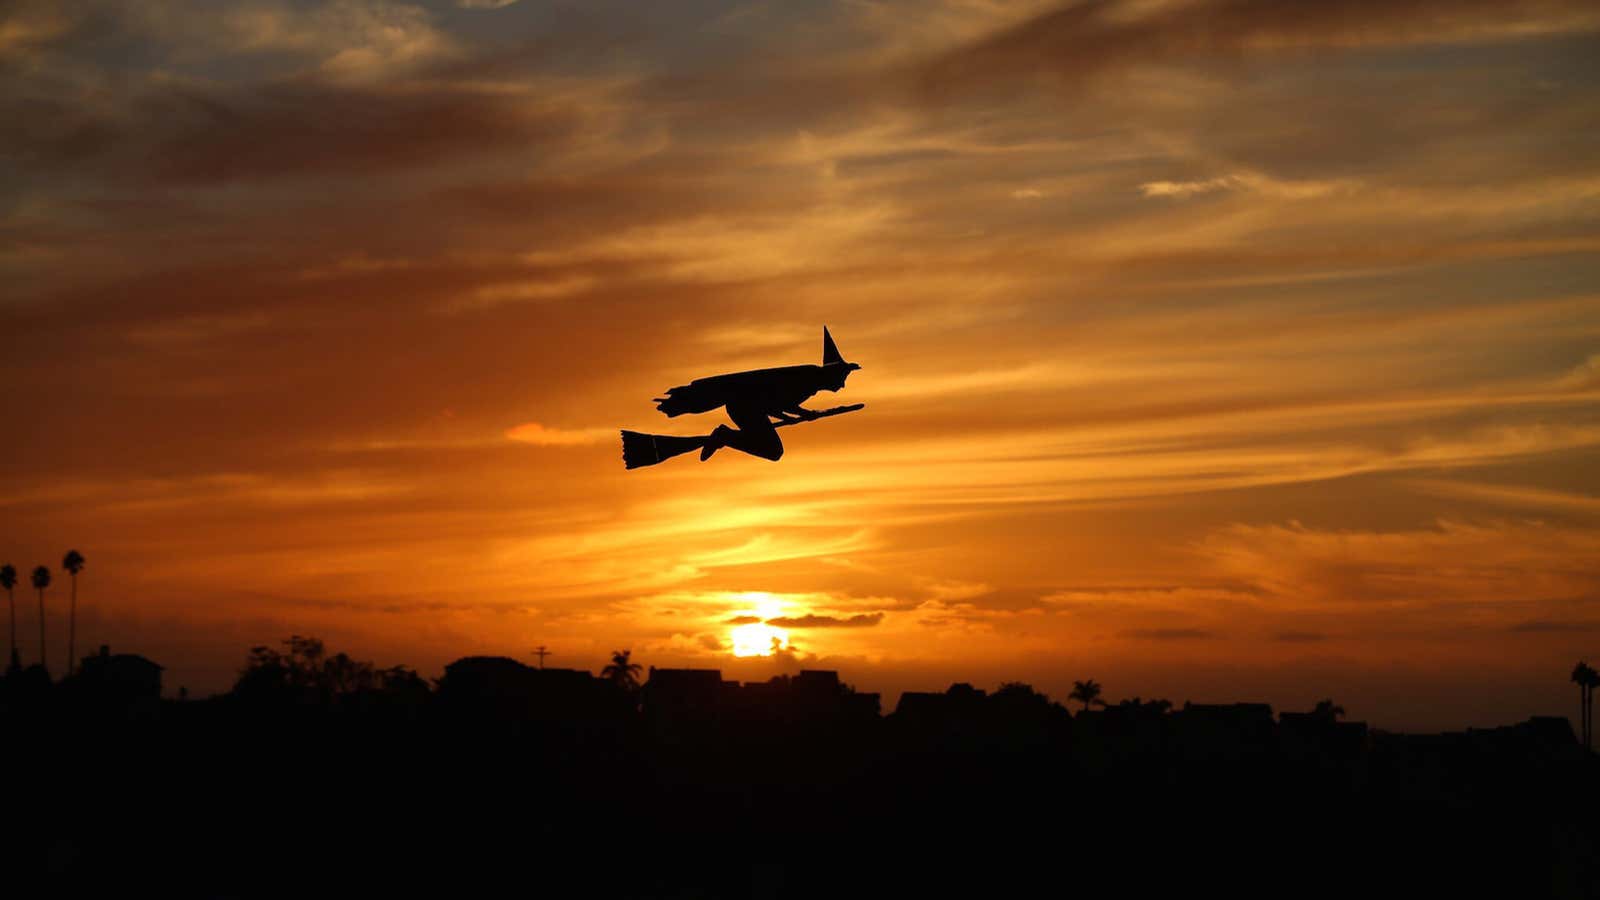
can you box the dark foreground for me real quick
[2,654,1596,898]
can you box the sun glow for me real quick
[730,623,790,657]
[728,592,791,657]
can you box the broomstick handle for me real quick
[772,403,865,428]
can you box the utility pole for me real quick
[532,645,551,670]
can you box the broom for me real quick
[621,404,864,469]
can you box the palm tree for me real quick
[1580,666,1593,749]
[31,565,50,674]
[600,650,643,693]
[1576,662,1599,751]
[1,563,16,669]
[62,550,85,674]
[1572,662,1595,750]
[1069,678,1104,713]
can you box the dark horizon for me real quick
[5,633,1594,897]
[3,625,1593,739]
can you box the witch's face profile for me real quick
[824,358,861,393]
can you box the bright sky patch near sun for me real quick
[2,0,1598,730]
[728,593,791,658]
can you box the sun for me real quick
[730,622,790,657]
[727,592,791,657]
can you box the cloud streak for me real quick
[767,613,885,629]
[924,0,1600,95]
[504,422,613,446]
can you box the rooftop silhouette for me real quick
[2,635,1594,897]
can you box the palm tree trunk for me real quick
[7,586,14,664]
[1583,684,1590,751]
[1587,684,1594,751]
[37,587,46,673]
[68,573,77,675]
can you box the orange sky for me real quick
[3,0,1598,729]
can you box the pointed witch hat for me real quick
[822,326,861,370]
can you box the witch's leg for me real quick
[703,404,785,461]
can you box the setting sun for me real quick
[728,592,791,657]
[730,623,790,658]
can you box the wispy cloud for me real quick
[1404,479,1600,514]
[1558,353,1600,389]
[504,422,613,446]
[925,0,1600,95]
[768,613,885,629]
[1122,628,1216,640]
[1197,519,1600,609]
[1139,172,1355,200]
[126,311,272,345]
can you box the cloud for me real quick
[1138,172,1354,200]
[1121,628,1216,640]
[725,615,763,625]
[766,613,885,629]
[921,580,994,603]
[504,422,613,446]
[1404,479,1600,514]
[1139,176,1244,199]
[0,2,75,56]
[125,311,273,346]
[89,1,459,83]
[1558,353,1600,389]
[228,0,455,82]
[457,0,520,7]
[448,275,600,311]
[924,0,1600,95]
[139,80,582,184]
[1507,620,1600,633]
[913,600,1044,631]
[1198,519,1600,608]
[2,62,585,187]
[1042,586,1261,611]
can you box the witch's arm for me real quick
[769,403,865,426]
[771,405,822,424]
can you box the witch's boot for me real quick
[700,425,736,461]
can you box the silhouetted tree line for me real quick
[232,634,431,706]
[1,636,1595,898]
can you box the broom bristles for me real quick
[621,430,707,469]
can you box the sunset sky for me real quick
[3,0,1598,729]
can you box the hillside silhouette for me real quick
[1,637,1595,898]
